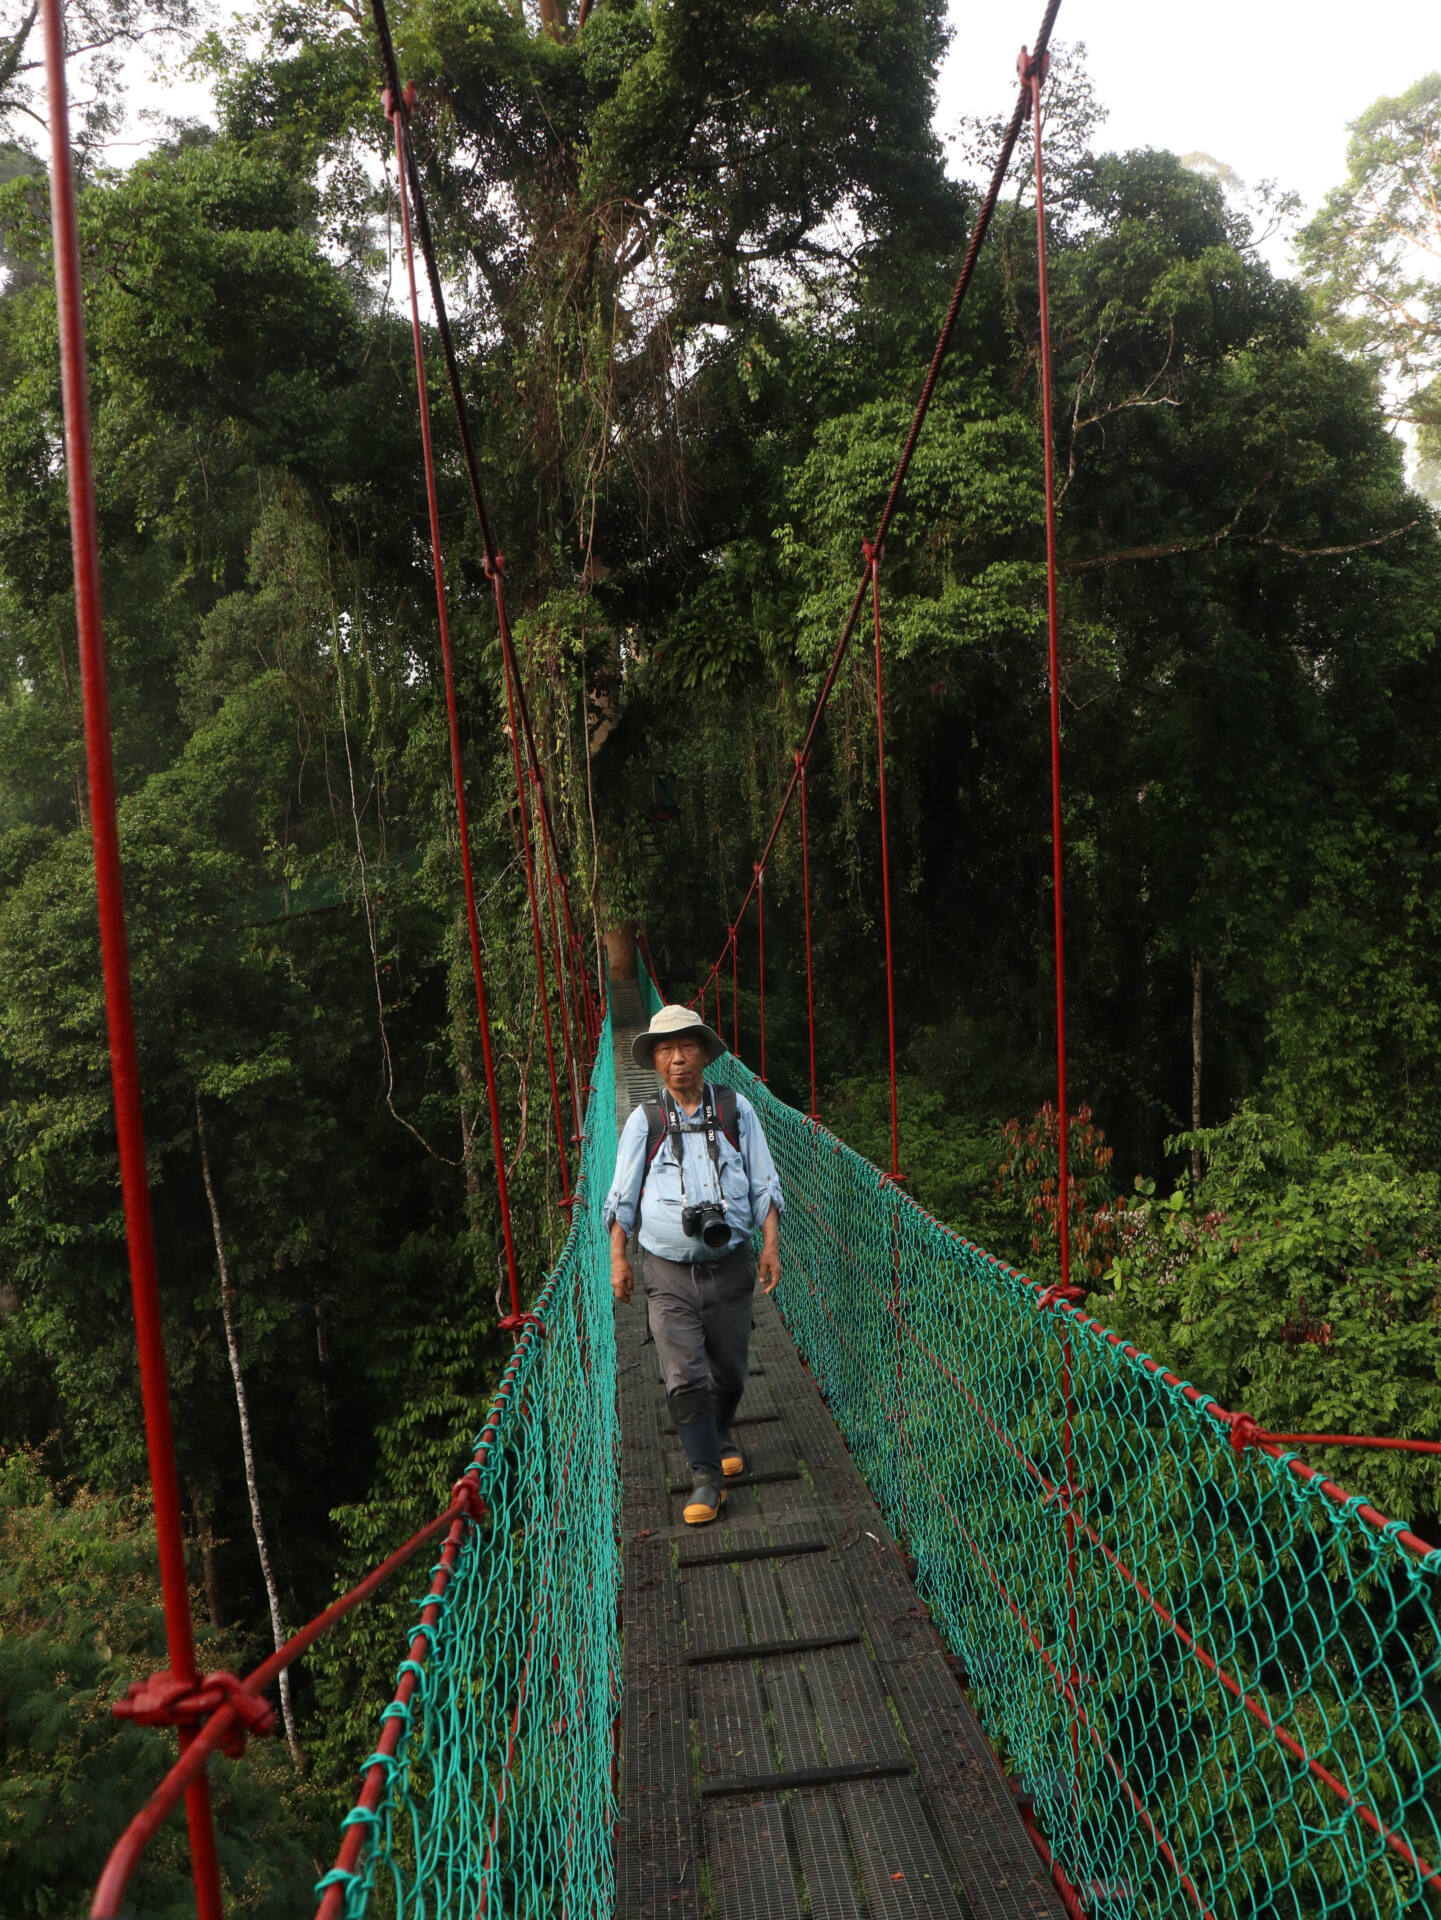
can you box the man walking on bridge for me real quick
[606,1004,783,1525]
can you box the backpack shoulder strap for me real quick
[640,1096,668,1168]
[714,1086,741,1151]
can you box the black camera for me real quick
[682,1200,730,1250]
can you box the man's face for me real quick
[653,1034,704,1100]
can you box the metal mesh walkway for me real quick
[610,978,1062,1919]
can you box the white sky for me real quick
[937,0,1439,268]
[108,0,1437,281]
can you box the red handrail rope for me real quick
[866,542,901,1180]
[389,96,525,1313]
[797,751,817,1116]
[731,927,740,1055]
[690,0,1066,1034]
[41,9,226,1914]
[756,865,767,1080]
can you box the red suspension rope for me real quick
[389,96,525,1312]
[41,9,226,1913]
[866,540,900,1180]
[797,751,817,1116]
[756,865,767,1080]
[689,0,1066,1076]
[1023,42,1082,1858]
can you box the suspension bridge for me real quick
[24,0,1441,1912]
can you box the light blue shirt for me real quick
[602,1087,785,1264]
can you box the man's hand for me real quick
[610,1221,633,1304]
[758,1211,781,1295]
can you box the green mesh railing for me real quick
[319,1005,621,1919]
[637,960,1441,1918]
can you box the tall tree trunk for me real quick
[604,921,637,982]
[196,1095,304,1769]
[1191,955,1204,1188]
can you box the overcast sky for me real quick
[112,0,1437,279]
[937,0,1437,268]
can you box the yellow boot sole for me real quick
[721,1448,745,1478]
[683,1487,725,1525]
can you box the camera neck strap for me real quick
[660,1085,723,1204]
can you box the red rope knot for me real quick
[449,1475,489,1525]
[1226,1411,1267,1454]
[794,749,809,772]
[498,1308,546,1339]
[381,80,417,122]
[878,1169,907,1192]
[483,550,506,582]
[1036,1281,1086,1312]
[113,1669,274,1760]
[862,538,884,570]
[528,763,544,787]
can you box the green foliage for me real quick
[1102,1108,1441,1526]
[1299,73,1441,438]
[0,1451,323,1917]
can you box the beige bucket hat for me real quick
[630,1002,728,1069]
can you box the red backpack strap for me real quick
[641,1097,668,1168]
[714,1086,741,1152]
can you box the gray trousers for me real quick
[642,1243,756,1482]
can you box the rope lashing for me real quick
[1225,1413,1441,1457]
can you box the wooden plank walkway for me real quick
[610,980,1063,1920]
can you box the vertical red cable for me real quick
[41,8,225,1914]
[1024,48,1071,1291]
[866,542,901,1181]
[797,751,817,1117]
[755,865,767,1081]
[1025,41,1080,1851]
[390,103,524,1315]
[731,928,740,1057]
[533,768,582,1148]
[493,600,573,1210]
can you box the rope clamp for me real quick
[483,550,506,582]
[1225,1411,1266,1454]
[499,1308,547,1339]
[113,1668,274,1759]
[381,81,417,122]
[1016,46,1050,95]
[862,538,884,568]
[1036,1281,1086,1312]
[449,1476,489,1525]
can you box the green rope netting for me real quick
[638,966,1441,1917]
[325,1008,621,1919]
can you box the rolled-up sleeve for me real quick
[738,1096,784,1226]
[602,1106,649,1234]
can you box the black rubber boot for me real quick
[669,1385,723,1483]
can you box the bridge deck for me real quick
[610,980,1062,1919]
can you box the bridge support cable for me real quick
[797,750,818,1115]
[865,540,901,1180]
[689,0,1067,1087]
[387,93,530,1301]
[755,865,768,1080]
[368,0,606,1046]
[1022,43,1086,1877]
[40,8,228,1915]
